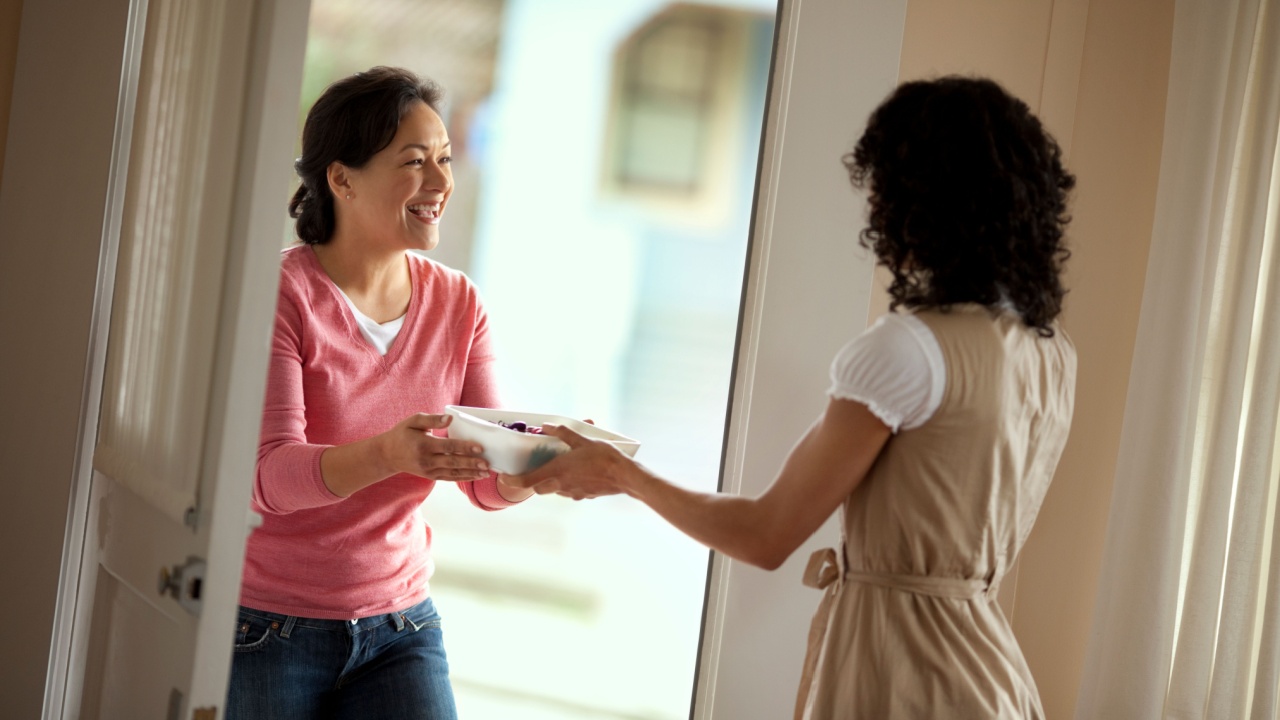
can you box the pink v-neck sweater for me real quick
[240,246,516,619]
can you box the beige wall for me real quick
[1,0,134,716]
[1016,1,1174,716]
[889,0,1176,717]
[0,0,23,194]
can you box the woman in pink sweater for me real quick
[226,67,532,720]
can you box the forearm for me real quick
[319,435,394,498]
[255,441,344,514]
[625,466,782,570]
[621,402,889,570]
[506,402,889,569]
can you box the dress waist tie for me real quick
[794,547,1002,720]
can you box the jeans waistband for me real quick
[238,596,437,636]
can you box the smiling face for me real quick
[332,101,453,253]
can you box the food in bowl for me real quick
[495,420,544,434]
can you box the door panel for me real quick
[79,569,196,720]
[58,0,311,718]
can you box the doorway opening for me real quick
[297,1,776,716]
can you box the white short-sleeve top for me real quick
[827,313,946,433]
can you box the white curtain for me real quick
[1074,0,1280,718]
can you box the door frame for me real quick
[15,0,910,716]
[692,0,906,717]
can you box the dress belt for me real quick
[793,547,1002,720]
[843,567,994,600]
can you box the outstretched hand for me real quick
[381,412,491,482]
[319,412,492,498]
[499,424,639,501]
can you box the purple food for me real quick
[495,420,544,435]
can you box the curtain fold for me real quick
[1075,0,1280,718]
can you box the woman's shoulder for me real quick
[909,305,1076,385]
[830,311,945,432]
[913,303,1072,345]
[909,302,1023,339]
[274,244,312,290]
[271,245,339,327]
[277,244,320,283]
[276,244,339,302]
[908,302,995,323]
[859,310,939,348]
[836,312,942,376]
[279,243,310,266]
[406,251,481,297]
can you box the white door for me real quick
[52,0,311,718]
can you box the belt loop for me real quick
[392,612,406,632]
[279,615,298,639]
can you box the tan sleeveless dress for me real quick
[795,305,1077,719]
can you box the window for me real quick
[613,11,724,192]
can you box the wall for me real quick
[0,0,133,717]
[1018,2,1174,715]
[0,0,21,195]
[890,1,1175,717]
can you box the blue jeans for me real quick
[225,597,457,720]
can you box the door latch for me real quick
[158,556,206,616]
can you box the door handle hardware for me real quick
[158,557,206,616]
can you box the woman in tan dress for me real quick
[502,76,1077,719]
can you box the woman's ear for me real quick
[327,162,353,200]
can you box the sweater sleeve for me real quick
[452,282,521,511]
[254,280,344,515]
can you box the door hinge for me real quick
[167,689,216,720]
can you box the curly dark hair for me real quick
[845,76,1075,336]
[289,67,444,245]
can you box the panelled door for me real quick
[56,0,310,718]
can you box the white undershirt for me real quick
[827,313,947,432]
[335,288,406,356]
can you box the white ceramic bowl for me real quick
[443,405,640,475]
